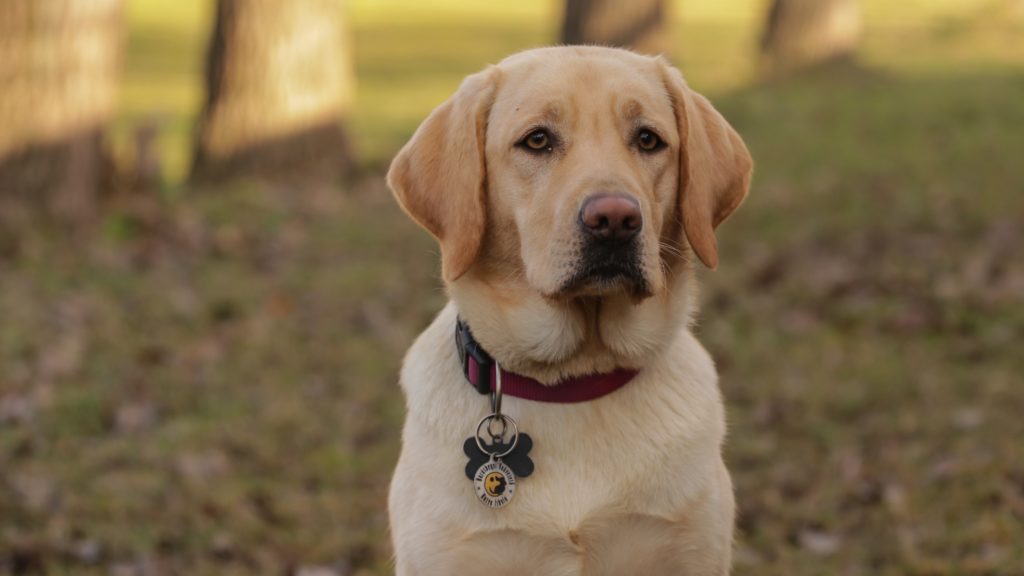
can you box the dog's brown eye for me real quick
[522,129,552,152]
[637,129,664,152]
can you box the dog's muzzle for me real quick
[559,193,649,298]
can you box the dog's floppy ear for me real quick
[386,68,500,282]
[659,60,753,269]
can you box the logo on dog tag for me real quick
[473,458,516,508]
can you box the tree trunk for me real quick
[192,0,355,184]
[0,0,121,220]
[760,0,861,75]
[560,0,668,55]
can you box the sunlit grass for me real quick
[117,0,1024,184]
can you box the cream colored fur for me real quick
[387,46,752,575]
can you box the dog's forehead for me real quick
[489,48,674,131]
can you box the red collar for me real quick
[456,319,638,403]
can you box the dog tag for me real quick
[463,433,534,480]
[464,362,531,508]
[465,413,530,508]
[473,455,516,508]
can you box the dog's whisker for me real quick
[658,239,686,260]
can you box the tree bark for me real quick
[0,0,121,220]
[192,0,355,184]
[760,0,862,75]
[560,0,668,55]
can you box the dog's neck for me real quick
[448,265,698,386]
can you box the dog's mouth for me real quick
[553,241,651,301]
[561,268,650,300]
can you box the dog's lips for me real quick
[550,263,651,301]
[579,264,641,287]
[559,236,652,298]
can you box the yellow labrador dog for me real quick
[386,46,752,575]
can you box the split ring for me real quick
[474,413,519,459]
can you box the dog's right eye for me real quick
[518,129,554,153]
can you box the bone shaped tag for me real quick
[463,433,534,480]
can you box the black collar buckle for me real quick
[455,318,493,395]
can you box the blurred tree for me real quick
[759,0,862,75]
[0,0,121,219]
[192,0,355,184]
[560,0,668,55]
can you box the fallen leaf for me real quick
[115,401,158,433]
[174,450,229,484]
[295,566,344,576]
[0,393,35,425]
[952,407,984,431]
[798,529,842,556]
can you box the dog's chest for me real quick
[391,428,724,575]
[393,388,720,527]
[505,423,689,519]
[390,313,729,573]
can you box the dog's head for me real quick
[388,47,752,377]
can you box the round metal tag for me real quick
[473,459,516,508]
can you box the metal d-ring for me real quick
[474,360,520,459]
[486,360,505,439]
[491,360,503,416]
[474,413,519,459]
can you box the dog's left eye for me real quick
[636,129,665,152]
[518,128,555,153]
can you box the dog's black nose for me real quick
[579,194,642,242]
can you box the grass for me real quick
[3,0,1024,574]
[116,0,1024,183]
[709,66,1024,573]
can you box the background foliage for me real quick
[2,0,1023,574]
